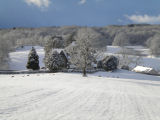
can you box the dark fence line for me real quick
[0,70,51,74]
[58,69,105,73]
[133,71,160,76]
[0,69,159,76]
[0,69,105,75]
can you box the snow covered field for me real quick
[0,71,160,120]
[2,46,160,120]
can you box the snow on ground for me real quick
[107,46,121,54]
[0,71,160,120]
[141,57,160,71]
[107,46,150,56]
[9,46,45,70]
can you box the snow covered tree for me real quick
[70,28,95,76]
[112,33,132,69]
[44,36,64,54]
[112,33,130,46]
[117,47,142,69]
[44,36,64,64]
[26,47,40,70]
[45,50,64,72]
[147,34,160,56]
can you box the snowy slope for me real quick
[141,57,160,71]
[9,46,45,70]
[0,71,160,120]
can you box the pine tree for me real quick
[26,47,40,70]
[59,50,68,68]
[102,56,119,71]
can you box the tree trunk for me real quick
[83,68,87,77]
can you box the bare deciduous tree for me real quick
[70,28,95,76]
[112,33,130,46]
[118,47,142,69]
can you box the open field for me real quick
[0,72,160,120]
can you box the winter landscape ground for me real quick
[0,71,160,120]
[0,46,159,120]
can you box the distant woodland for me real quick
[0,24,160,69]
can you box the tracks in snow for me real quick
[0,73,160,120]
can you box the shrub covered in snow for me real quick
[45,50,60,72]
[102,55,119,71]
[26,47,40,70]
[45,50,68,72]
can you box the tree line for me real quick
[27,28,119,76]
[0,25,160,69]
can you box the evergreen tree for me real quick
[102,55,119,71]
[26,47,40,70]
[45,50,62,72]
[59,50,68,68]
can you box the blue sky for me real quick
[0,0,160,28]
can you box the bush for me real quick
[26,47,40,70]
[45,50,68,72]
[45,50,60,72]
[102,56,119,71]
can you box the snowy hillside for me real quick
[0,71,160,120]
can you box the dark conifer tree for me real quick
[26,47,40,70]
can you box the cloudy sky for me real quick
[0,0,160,28]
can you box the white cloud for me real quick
[125,14,160,24]
[79,0,87,5]
[25,0,51,8]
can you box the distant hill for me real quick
[1,24,160,48]
[1,24,160,70]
